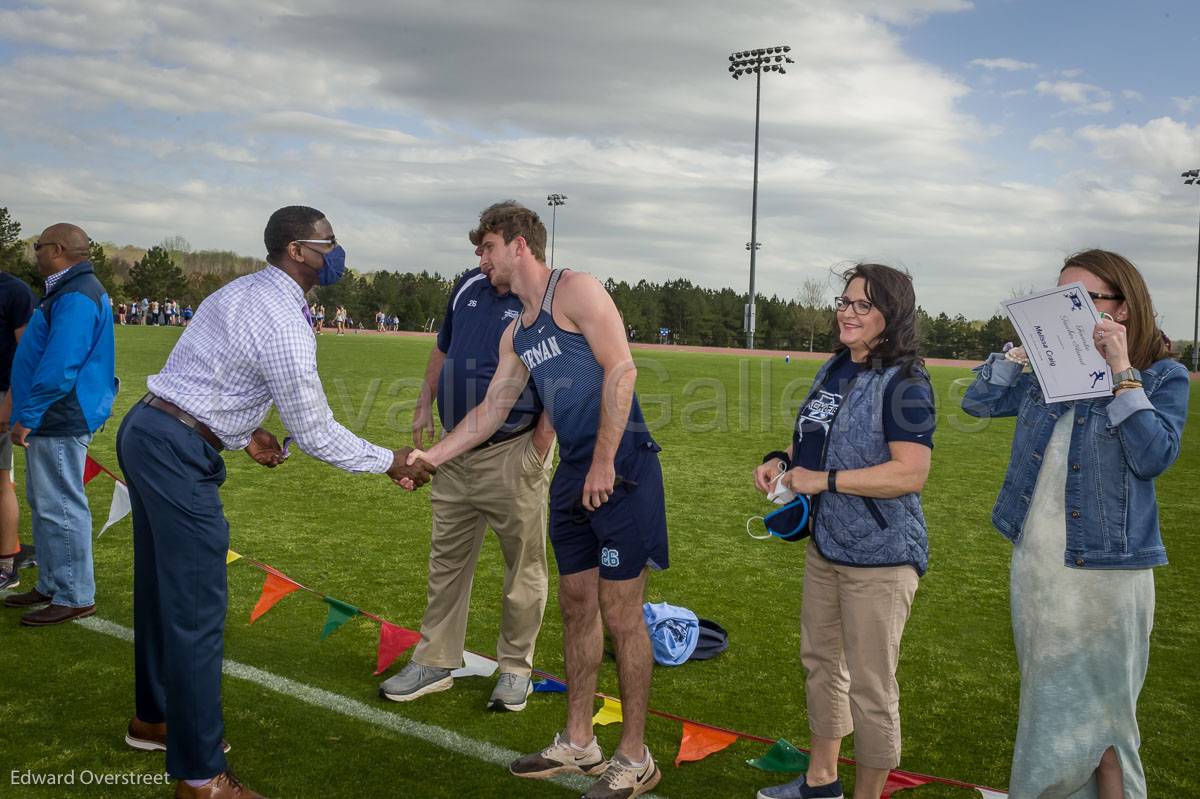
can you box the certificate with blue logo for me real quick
[1002,281,1111,403]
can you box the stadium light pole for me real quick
[547,194,567,267]
[730,45,792,349]
[1184,169,1200,372]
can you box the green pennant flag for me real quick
[319,597,359,641]
[746,739,810,773]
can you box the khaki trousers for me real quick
[800,540,918,770]
[412,431,552,676]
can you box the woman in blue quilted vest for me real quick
[752,264,936,799]
[962,250,1188,799]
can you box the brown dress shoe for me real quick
[174,771,265,798]
[4,588,52,608]
[20,603,96,626]
[126,717,230,754]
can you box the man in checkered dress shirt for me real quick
[115,206,433,799]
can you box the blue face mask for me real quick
[746,495,811,542]
[315,245,347,286]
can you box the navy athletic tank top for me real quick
[511,270,656,469]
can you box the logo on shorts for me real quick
[601,547,621,568]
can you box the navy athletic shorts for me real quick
[548,443,669,581]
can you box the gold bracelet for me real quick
[1113,379,1143,394]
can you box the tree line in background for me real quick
[1,208,1193,364]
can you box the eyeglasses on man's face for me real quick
[32,241,62,251]
[293,237,338,249]
[834,296,874,315]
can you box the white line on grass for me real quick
[72,615,669,798]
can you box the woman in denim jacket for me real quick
[962,250,1189,799]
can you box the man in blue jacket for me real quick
[3,223,116,626]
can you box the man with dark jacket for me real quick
[3,223,117,625]
[0,268,36,590]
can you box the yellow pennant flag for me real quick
[226,550,242,565]
[592,696,623,727]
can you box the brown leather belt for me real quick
[142,393,224,451]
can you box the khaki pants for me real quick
[412,431,552,676]
[800,540,918,770]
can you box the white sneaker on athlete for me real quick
[583,748,661,798]
[509,732,607,779]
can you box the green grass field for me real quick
[4,326,1198,798]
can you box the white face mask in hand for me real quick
[767,470,796,505]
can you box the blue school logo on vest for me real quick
[601,547,620,568]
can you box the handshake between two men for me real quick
[242,427,438,489]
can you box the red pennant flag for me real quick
[675,722,739,767]
[250,572,301,623]
[83,455,104,485]
[374,622,422,675]
[881,770,932,799]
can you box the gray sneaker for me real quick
[510,732,607,779]
[583,748,660,799]
[378,661,452,702]
[756,775,844,799]
[0,566,17,592]
[488,672,532,712]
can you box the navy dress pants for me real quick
[116,401,229,780]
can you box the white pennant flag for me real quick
[978,790,1008,799]
[451,651,498,678]
[98,481,131,537]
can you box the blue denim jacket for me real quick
[962,353,1189,569]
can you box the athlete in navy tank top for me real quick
[512,269,656,471]
[411,201,668,796]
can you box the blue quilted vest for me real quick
[805,352,930,576]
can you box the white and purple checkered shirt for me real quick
[147,265,393,473]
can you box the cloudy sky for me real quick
[1,0,1199,336]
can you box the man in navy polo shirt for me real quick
[379,257,554,712]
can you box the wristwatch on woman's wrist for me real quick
[1111,367,1141,384]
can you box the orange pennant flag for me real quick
[675,722,739,767]
[374,622,422,675]
[250,572,301,623]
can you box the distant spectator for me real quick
[182,305,193,327]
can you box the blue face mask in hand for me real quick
[315,245,347,286]
[746,494,811,542]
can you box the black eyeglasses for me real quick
[565,475,638,524]
[1087,290,1123,302]
[834,296,874,315]
[32,241,61,251]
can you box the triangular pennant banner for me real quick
[451,651,499,678]
[374,622,421,675]
[320,597,359,640]
[675,722,738,767]
[592,696,623,727]
[532,678,567,693]
[881,770,932,799]
[226,550,242,565]
[97,481,131,537]
[977,791,1008,799]
[250,572,301,623]
[747,739,810,773]
[83,455,104,485]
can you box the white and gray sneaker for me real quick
[583,748,661,799]
[509,732,607,779]
[378,661,452,702]
[488,672,533,712]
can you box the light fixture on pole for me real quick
[1183,169,1200,372]
[547,194,567,267]
[729,45,792,349]
[745,242,761,251]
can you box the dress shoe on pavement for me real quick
[174,771,265,798]
[127,717,230,754]
[20,603,95,626]
[4,588,52,608]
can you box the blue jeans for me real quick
[25,433,95,607]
